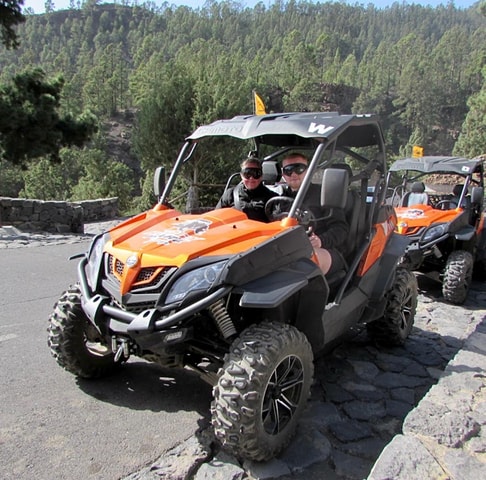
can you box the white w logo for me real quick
[308,123,334,135]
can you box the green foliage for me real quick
[82,43,130,116]
[70,148,136,211]
[19,147,86,200]
[131,59,194,173]
[2,2,483,159]
[130,171,157,213]
[0,68,98,165]
[17,146,137,213]
[0,158,23,196]
[454,66,486,158]
[20,155,78,199]
[0,0,25,49]
[0,1,484,206]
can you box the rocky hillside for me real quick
[103,109,143,193]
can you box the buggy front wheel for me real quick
[442,250,473,305]
[211,321,314,461]
[47,284,120,378]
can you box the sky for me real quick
[21,0,479,15]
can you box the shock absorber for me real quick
[208,299,237,339]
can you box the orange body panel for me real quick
[358,211,397,276]
[105,207,291,295]
[395,205,461,235]
[476,212,485,235]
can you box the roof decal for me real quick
[308,123,334,135]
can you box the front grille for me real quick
[132,267,173,292]
[404,226,423,235]
[137,267,155,282]
[107,255,124,282]
[103,254,177,313]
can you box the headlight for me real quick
[165,261,227,304]
[85,233,108,290]
[421,223,447,244]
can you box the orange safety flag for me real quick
[253,91,266,115]
[412,145,424,158]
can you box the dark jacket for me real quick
[216,182,277,222]
[282,183,349,254]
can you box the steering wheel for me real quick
[265,196,295,221]
[435,199,457,210]
[265,196,316,234]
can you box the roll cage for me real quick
[388,156,485,209]
[158,112,388,224]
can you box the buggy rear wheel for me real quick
[442,250,473,305]
[211,322,313,461]
[367,268,418,346]
[48,284,120,378]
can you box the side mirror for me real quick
[321,168,348,209]
[471,186,484,207]
[153,166,166,199]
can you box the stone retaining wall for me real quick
[0,197,119,233]
[368,315,486,479]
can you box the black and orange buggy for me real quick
[389,156,486,304]
[48,112,417,461]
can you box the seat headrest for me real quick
[411,182,425,193]
[262,161,281,185]
[332,164,353,184]
[452,184,465,196]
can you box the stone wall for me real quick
[368,315,486,479]
[0,197,119,233]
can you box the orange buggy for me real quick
[389,156,485,304]
[48,112,417,461]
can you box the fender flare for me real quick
[237,258,324,308]
[237,258,328,354]
[370,233,411,302]
[454,224,476,242]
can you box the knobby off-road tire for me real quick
[47,284,119,378]
[367,268,418,346]
[211,322,314,461]
[442,250,473,305]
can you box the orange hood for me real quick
[102,207,293,295]
[395,205,462,235]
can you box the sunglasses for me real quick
[241,167,262,179]
[282,163,308,176]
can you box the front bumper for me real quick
[77,256,231,335]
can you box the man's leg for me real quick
[314,248,332,275]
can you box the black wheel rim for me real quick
[400,287,415,334]
[261,355,305,435]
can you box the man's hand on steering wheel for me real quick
[265,196,316,234]
[264,196,295,221]
[308,229,322,248]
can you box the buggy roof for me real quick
[389,156,483,176]
[187,112,384,149]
